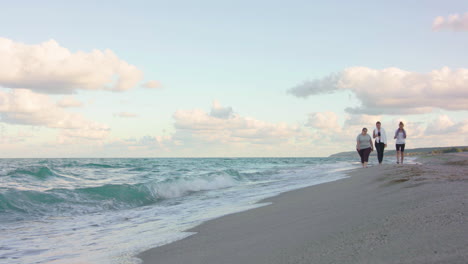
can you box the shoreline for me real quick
[137,153,468,264]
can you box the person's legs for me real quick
[400,144,405,164]
[381,143,385,163]
[375,142,384,164]
[357,149,365,167]
[361,149,367,167]
[363,148,371,168]
[396,144,401,164]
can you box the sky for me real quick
[0,0,467,157]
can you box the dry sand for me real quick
[138,153,468,264]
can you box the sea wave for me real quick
[0,157,353,264]
[0,158,345,220]
[7,166,59,179]
[147,174,237,199]
[0,173,239,216]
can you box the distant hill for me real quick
[329,146,468,158]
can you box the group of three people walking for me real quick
[356,121,407,168]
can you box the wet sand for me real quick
[138,153,468,264]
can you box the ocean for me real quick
[1,157,357,264]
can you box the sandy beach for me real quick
[138,153,468,264]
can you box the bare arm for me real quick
[373,130,377,139]
[357,139,360,150]
[369,139,374,151]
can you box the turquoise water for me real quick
[0,158,354,263]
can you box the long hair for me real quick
[395,122,406,138]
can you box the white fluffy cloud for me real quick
[0,37,143,93]
[425,115,468,135]
[399,115,468,148]
[173,102,302,145]
[305,112,341,131]
[61,112,468,157]
[432,13,468,31]
[344,114,382,127]
[0,89,110,141]
[304,111,468,151]
[210,100,234,119]
[304,112,389,146]
[288,67,468,114]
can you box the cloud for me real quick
[396,115,468,148]
[305,112,341,131]
[304,112,384,145]
[303,111,468,151]
[100,135,176,157]
[173,102,301,145]
[425,115,468,135]
[57,96,83,108]
[432,12,468,31]
[210,100,234,119]
[0,37,143,94]
[103,112,468,157]
[93,102,312,157]
[120,135,172,148]
[142,80,161,89]
[58,128,110,142]
[288,73,341,97]
[288,67,468,114]
[114,112,138,118]
[0,126,34,144]
[0,89,110,141]
[344,114,382,127]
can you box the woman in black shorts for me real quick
[394,122,407,164]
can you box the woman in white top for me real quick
[394,121,407,164]
[372,121,387,165]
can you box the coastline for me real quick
[137,153,468,264]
